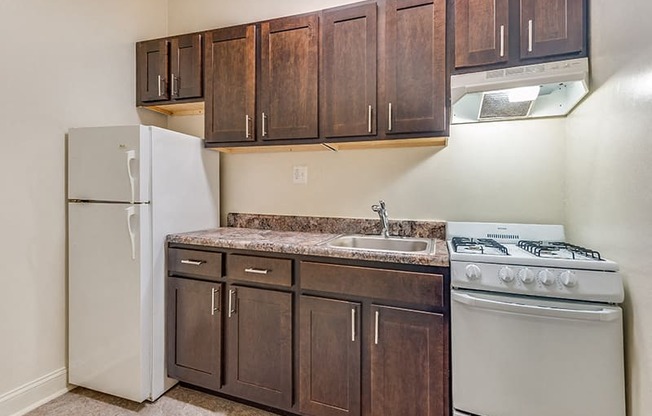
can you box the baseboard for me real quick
[0,368,71,416]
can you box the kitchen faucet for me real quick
[371,200,390,238]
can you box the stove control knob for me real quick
[465,264,482,280]
[499,266,515,283]
[538,269,556,286]
[518,268,535,284]
[560,271,578,287]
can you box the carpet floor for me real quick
[25,386,278,416]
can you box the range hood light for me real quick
[507,86,541,102]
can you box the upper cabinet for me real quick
[520,0,584,59]
[136,34,203,111]
[321,3,377,139]
[454,0,586,70]
[383,0,448,135]
[204,25,256,144]
[260,15,320,141]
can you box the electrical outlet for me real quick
[293,165,308,184]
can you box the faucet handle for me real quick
[372,200,386,212]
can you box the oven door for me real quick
[451,289,625,416]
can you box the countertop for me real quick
[167,214,449,267]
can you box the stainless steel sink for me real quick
[324,234,434,254]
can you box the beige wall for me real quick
[565,1,652,415]
[0,1,167,413]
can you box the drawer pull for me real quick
[180,259,205,266]
[244,267,270,275]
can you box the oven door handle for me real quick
[452,292,620,322]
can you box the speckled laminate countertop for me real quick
[167,214,450,267]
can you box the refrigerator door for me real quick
[68,202,152,402]
[68,125,151,203]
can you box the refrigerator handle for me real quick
[126,150,136,204]
[126,206,136,260]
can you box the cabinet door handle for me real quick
[374,310,380,345]
[368,105,373,133]
[351,308,356,341]
[528,19,533,52]
[180,259,205,266]
[228,289,236,317]
[388,103,393,131]
[499,25,505,57]
[211,287,220,315]
[171,74,176,97]
[261,112,267,137]
[244,267,270,275]
[245,114,251,139]
[157,75,162,97]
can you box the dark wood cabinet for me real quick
[520,0,584,59]
[322,3,377,139]
[223,285,293,409]
[204,25,256,143]
[369,305,448,416]
[383,0,448,135]
[455,0,509,67]
[137,39,169,103]
[454,0,586,70]
[259,14,319,141]
[166,277,222,391]
[299,296,361,416]
[136,34,203,106]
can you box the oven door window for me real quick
[451,289,625,416]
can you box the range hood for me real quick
[451,57,589,124]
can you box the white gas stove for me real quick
[447,221,624,303]
[448,222,626,416]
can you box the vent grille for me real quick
[486,233,520,240]
[479,92,534,120]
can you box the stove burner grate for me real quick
[452,237,509,255]
[517,240,603,260]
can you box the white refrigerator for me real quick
[67,125,219,402]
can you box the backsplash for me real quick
[226,213,447,240]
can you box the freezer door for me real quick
[68,125,151,203]
[68,202,152,402]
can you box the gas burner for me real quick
[517,240,603,261]
[452,237,509,255]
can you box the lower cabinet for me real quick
[223,285,293,409]
[166,277,222,391]
[369,305,447,416]
[299,296,361,416]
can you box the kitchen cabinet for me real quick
[300,261,449,416]
[369,305,446,416]
[299,296,361,416]
[223,285,293,409]
[204,25,256,144]
[322,3,377,139]
[166,248,223,391]
[259,14,319,141]
[454,0,586,69]
[383,0,448,135]
[136,33,203,106]
[454,0,509,67]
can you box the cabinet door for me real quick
[455,0,509,68]
[166,277,222,391]
[322,3,377,139]
[384,0,447,135]
[136,39,169,103]
[299,296,361,416]
[170,33,202,100]
[260,14,319,141]
[205,25,256,143]
[520,0,584,59]
[224,285,293,409]
[369,305,448,416]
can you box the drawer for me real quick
[300,261,443,308]
[226,254,292,287]
[168,248,223,281]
